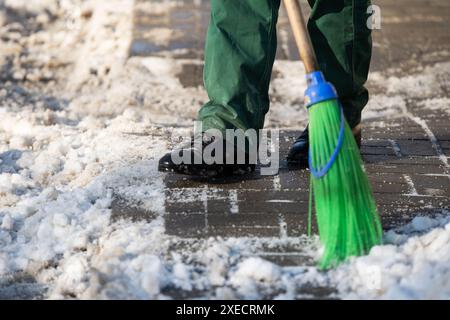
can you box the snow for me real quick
[229,258,282,299]
[1,0,450,300]
[334,213,450,299]
[232,258,281,284]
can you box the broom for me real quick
[284,0,382,268]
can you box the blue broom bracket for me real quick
[305,71,344,179]
[308,107,345,179]
[304,71,338,108]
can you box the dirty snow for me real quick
[1,0,450,300]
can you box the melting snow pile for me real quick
[333,214,450,299]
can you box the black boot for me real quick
[158,135,256,178]
[287,124,362,166]
[286,127,310,166]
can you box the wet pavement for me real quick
[131,0,450,71]
[114,0,450,266]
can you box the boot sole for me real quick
[158,163,255,178]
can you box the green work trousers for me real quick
[198,0,372,132]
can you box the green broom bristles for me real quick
[308,99,383,269]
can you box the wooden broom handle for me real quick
[283,0,319,73]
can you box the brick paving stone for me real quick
[112,0,450,263]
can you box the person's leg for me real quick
[288,0,372,165]
[198,0,281,134]
[159,0,281,177]
[308,0,372,128]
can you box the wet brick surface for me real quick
[112,0,450,264]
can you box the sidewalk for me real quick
[113,0,450,255]
[1,0,449,300]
